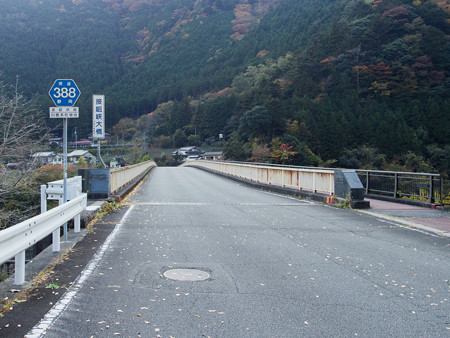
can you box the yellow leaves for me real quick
[320,56,337,64]
[286,120,299,135]
[256,50,269,58]
[370,81,392,96]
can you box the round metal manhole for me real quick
[163,268,210,282]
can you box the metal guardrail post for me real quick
[74,214,81,233]
[14,250,25,285]
[53,201,62,253]
[394,173,398,199]
[41,184,60,252]
[313,172,316,193]
[429,175,434,204]
[366,172,370,194]
[41,185,47,214]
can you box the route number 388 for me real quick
[53,87,77,99]
[49,79,81,107]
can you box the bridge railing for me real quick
[356,170,444,204]
[182,160,447,206]
[0,193,87,285]
[181,160,335,195]
[110,160,156,194]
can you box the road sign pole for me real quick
[48,79,81,242]
[63,117,68,242]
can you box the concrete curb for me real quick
[364,193,448,210]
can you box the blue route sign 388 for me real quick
[49,79,81,106]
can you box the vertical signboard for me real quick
[92,95,105,139]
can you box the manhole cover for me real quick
[163,268,210,282]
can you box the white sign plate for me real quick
[49,107,79,118]
[92,95,105,139]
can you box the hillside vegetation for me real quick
[0,0,449,175]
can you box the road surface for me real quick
[27,167,450,337]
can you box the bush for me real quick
[156,135,173,148]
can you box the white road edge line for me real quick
[25,205,135,337]
[358,209,449,238]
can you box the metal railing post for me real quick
[394,173,398,198]
[74,214,81,233]
[41,185,47,213]
[14,250,25,285]
[313,172,316,193]
[329,173,333,195]
[429,175,434,204]
[52,199,62,252]
[366,172,370,194]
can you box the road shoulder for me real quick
[0,206,129,337]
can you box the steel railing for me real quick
[0,193,87,285]
[356,170,443,204]
[110,160,156,194]
[182,160,335,195]
[183,160,447,205]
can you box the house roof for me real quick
[32,152,55,157]
[68,150,94,157]
[113,157,127,164]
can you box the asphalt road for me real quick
[25,167,450,336]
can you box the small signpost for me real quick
[49,79,80,243]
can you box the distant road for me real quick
[30,167,450,337]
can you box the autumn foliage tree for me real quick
[270,138,298,164]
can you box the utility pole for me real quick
[74,127,78,150]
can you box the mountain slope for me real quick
[0,0,282,132]
[0,0,449,175]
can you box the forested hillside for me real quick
[0,0,449,175]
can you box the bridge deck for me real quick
[1,167,449,337]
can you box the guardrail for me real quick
[356,170,443,204]
[0,194,87,285]
[182,160,335,195]
[46,176,82,202]
[110,160,156,194]
[182,160,450,205]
